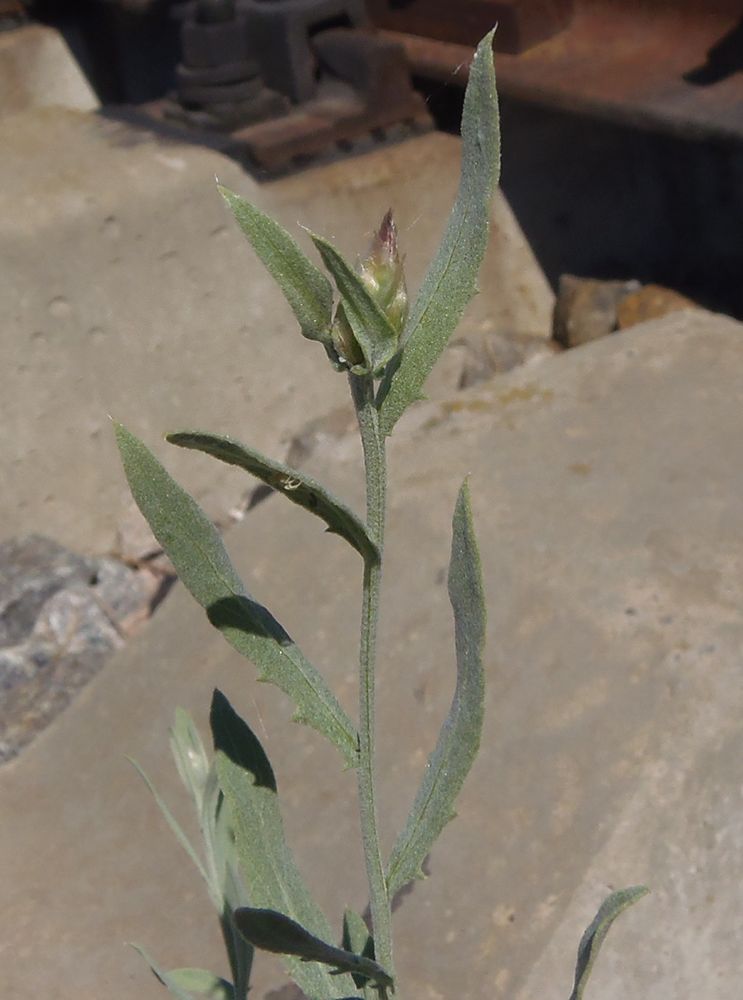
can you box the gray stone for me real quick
[0,535,95,647]
[0,538,156,760]
[5,309,743,999]
[0,111,552,555]
[0,585,122,762]
[91,556,163,634]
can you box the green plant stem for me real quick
[350,373,393,979]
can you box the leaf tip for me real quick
[454,476,475,523]
[113,420,133,452]
[473,27,497,58]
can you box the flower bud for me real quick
[326,210,409,375]
[330,303,365,369]
[359,210,408,336]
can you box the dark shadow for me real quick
[221,899,255,999]
[208,593,291,649]
[210,687,276,790]
[248,483,276,510]
[96,103,235,155]
[684,16,743,85]
[145,567,177,615]
[416,74,743,319]
[29,0,179,103]
[95,102,377,182]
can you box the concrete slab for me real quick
[1,111,552,555]
[2,308,743,999]
[0,25,99,117]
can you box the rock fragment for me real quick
[553,275,640,348]
[0,535,155,761]
[616,284,698,329]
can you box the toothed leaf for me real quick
[569,886,649,1000]
[115,423,358,768]
[378,32,500,435]
[219,186,333,347]
[211,691,359,1000]
[342,909,374,989]
[167,431,379,565]
[234,908,392,992]
[387,480,486,897]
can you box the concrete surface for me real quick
[1,110,552,555]
[0,24,99,117]
[2,308,743,999]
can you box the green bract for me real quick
[119,31,646,1000]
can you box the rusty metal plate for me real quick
[380,2,743,142]
[366,0,574,55]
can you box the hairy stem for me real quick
[350,373,393,977]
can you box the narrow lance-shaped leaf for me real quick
[309,230,399,375]
[211,690,360,1000]
[167,430,379,566]
[127,757,212,896]
[206,782,254,1000]
[201,761,231,894]
[130,944,235,1000]
[234,908,393,993]
[219,186,333,348]
[167,969,236,1000]
[386,480,486,898]
[342,909,375,991]
[204,771,253,1000]
[568,886,649,1000]
[170,706,211,814]
[224,893,254,1000]
[140,711,253,997]
[377,32,500,436]
[115,423,358,769]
